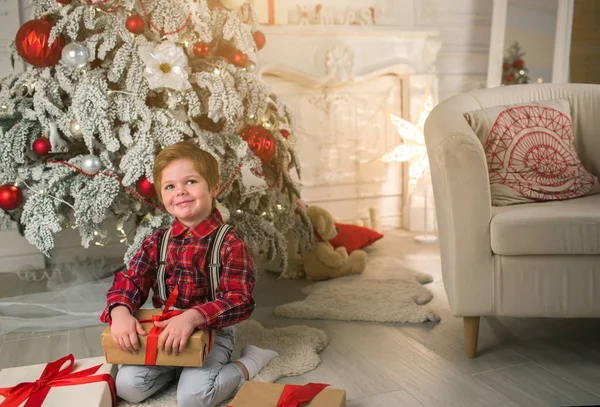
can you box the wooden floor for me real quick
[2,230,600,406]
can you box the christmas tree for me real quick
[502,42,530,85]
[0,0,312,273]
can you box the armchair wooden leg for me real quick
[463,316,480,358]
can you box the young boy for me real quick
[100,141,278,407]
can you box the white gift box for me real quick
[0,356,117,407]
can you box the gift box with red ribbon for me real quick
[101,308,214,367]
[0,354,116,407]
[227,381,346,407]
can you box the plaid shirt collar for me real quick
[170,209,223,239]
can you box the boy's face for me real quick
[160,158,219,228]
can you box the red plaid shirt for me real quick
[100,210,256,331]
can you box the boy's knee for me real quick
[177,382,215,407]
[115,367,153,403]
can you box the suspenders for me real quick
[156,223,232,303]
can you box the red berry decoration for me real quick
[502,62,509,71]
[15,19,65,68]
[193,41,211,58]
[126,15,145,34]
[253,31,266,51]
[0,184,23,211]
[230,50,248,67]
[32,136,52,156]
[513,59,525,70]
[136,176,157,199]
[239,125,277,165]
[505,74,513,83]
[280,129,290,139]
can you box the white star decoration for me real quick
[382,96,433,193]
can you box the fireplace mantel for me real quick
[256,25,442,230]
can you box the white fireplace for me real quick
[256,25,441,230]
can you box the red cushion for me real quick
[329,222,383,253]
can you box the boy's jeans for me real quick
[115,326,244,407]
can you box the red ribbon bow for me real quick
[137,285,184,365]
[0,354,116,407]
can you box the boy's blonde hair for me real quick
[153,141,220,203]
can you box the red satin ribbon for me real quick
[0,354,116,407]
[226,382,329,407]
[137,285,184,365]
[276,383,330,407]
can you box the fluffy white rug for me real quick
[274,256,441,323]
[118,319,328,407]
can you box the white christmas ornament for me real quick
[61,42,89,68]
[245,61,256,72]
[138,42,191,91]
[81,154,102,175]
[219,0,245,11]
[69,120,83,138]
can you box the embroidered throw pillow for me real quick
[464,99,600,206]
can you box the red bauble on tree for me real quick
[193,41,211,58]
[280,129,290,139]
[0,184,23,211]
[136,176,157,199]
[15,19,65,68]
[239,125,277,165]
[126,15,145,34]
[32,136,52,156]
[253,31,266,51]
[513,59,525,70]
[56,0,71,4]
[230,50,248,67]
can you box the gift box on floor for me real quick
[101,308,214,367]
[0,354,116,407]
[228,381,346,407]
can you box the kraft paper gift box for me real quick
[0,355,116,407]
[227,381,346,407]
[101,308,214,367]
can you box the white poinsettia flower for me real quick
[138,42,191,91]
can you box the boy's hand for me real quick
[110,305,146,354]
[155,310,203,356]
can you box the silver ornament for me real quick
[61,42,89,68]
[219,0,244,11]
[81,154,101,175]
[245,61,256,72]
[69,120,83,138]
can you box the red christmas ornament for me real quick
[239,125,277,165]
[136,176,156,199]
[56,0,71,4]
[502,62,509,71]
[193,41,211,58]
[513,59,525,70]
[505,74,514,82]
[230,50,248,67]
[32,136,52,156]
[15,19,65,68]
[0,184,23,211]
[126,15,145,34]
[253,31,266,51]
[280,129,290,139]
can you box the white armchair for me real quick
[423,83,600,358]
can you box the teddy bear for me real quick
[301,205,367,281]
